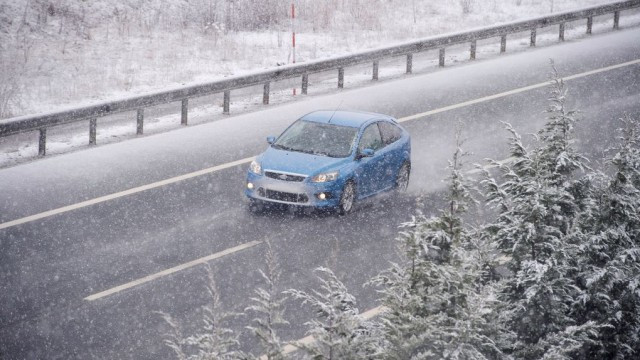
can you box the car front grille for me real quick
[264,171,306,182]
[259,188,309,203]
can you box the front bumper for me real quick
[244,171,343,208]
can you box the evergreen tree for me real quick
[373,129,509,359]
[286,267,384,359]
[573,115,640,358]
[245,241,288,360]
[159,265,246,360]
[538,64,585,186]
[157,310,189,360]
[480,67,597,359]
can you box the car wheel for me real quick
[395,162,410,191]
[338,181,356,215]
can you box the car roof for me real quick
[299,110,394,128]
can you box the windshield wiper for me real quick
[295,149,315,155]
[271,144,292,151]
[312,150,331,157]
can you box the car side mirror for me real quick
[357,148,375,160]
[266,136,276,144]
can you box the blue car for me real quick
[245,110,411,214]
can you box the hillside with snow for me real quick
[0,0,617,119]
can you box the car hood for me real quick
[259,147,351,176]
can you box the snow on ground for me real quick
[0,0,624,117]
[1,0,639,168]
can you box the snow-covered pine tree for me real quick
[245,240,288,360]
[156,310,189,360]
[159,265,246,360]
[573,115,640,358]
[372,128,509,359]
[480,66,597,359]
[285,267,383,359]
[538,62,591,235]
[538,63,585,187]
[486,64,587,267]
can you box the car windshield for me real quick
[272,120,358,158]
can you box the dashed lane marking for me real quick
[0,157,255,231]
[84,240,262,301]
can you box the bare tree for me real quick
[460,0,474,14]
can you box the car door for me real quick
[355,123,385,197]
[378,121,404,189]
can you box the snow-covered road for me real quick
[1,28,639,359]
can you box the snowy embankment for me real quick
[1,0,639,168]
[0,0,620,117]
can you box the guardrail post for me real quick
[181,99,188,125]
[89,118,97,145]
[500,35,507,53]
[559,23,565,41]
[587,16,593,34]
[406,54,413,74]
[338,68,344,88]
[372,61,379,80]
[263,82,270,105]
[136,109,144,135]
[302,74,308,94]
[439,48,445,67]
[38,128,46,156]
[470,40,477,60]
[614,11,620,30]
[530,29,537,47]
[223,91,230,115]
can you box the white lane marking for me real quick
[396,58,640,123]
[84,240,262,301]
[1,59,638,231]
[0,156,255,231]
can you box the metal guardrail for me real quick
[1,0,639,156]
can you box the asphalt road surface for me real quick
[1,28,639,359]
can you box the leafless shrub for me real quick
[0,33,28,118]
[0,57,24,118]
[348,0,382,30]
[460,0,474,14]
[113,7,130,37]
[0,75,20,118]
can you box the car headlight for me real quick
[249,160,262,174]
[311,171,339,183]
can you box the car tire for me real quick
[338,181,356,215]
[395,162,410,191]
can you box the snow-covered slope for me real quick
[0,0,620,118]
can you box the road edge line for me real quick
[84,240,263,301]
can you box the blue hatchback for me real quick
[245,110,411,214]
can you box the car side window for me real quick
[358,123,383,152]
[378,121,402,145]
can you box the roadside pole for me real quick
[292,2,296,95]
